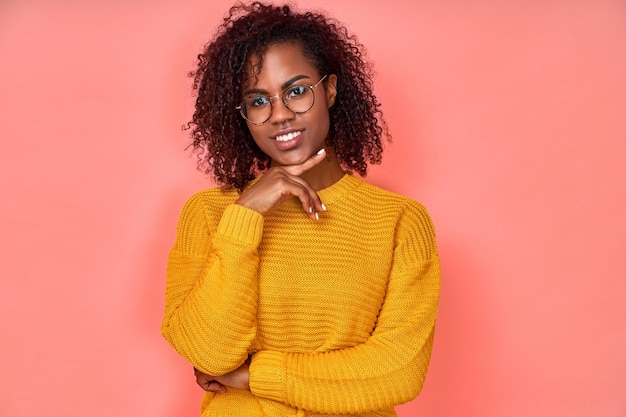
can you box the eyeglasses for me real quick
[236,75,328,125]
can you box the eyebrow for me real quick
[244,74,311,95]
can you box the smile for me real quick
[275,131,302,142]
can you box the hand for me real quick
[235,148,327,220]
[194,367,227,394]
[194,360,251,393]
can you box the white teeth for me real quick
[275,131,302,142]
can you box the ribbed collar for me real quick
[317,173,362,206]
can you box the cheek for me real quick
[246,126,269,150]
[312,109,331,136]
[316,97,331,128]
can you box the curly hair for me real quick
[188,1,390,190]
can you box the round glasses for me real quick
[236,75,328,125]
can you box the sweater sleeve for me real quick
[248,201,440,413]
[161,194,264,375]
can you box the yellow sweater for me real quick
[162,174,440,417]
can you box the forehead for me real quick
[245,42,319,88]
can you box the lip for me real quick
[272,128,304,151]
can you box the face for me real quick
[242,42,337,167]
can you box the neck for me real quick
[299,147,345,191]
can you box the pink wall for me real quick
[1,1,624,416]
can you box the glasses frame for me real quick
[236,75,328,125]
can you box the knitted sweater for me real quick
[162,174,440,417]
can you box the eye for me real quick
[285,85,307,99]
[247,96,271,107]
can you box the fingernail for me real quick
[309,206,313,214]
[321,203,327,211]
[317,148,326,155]
[315,212,319,220]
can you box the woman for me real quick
[161,2,440,416]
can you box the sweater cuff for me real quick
[216,204,264,247]
[249,351,285,403]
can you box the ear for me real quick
[325,74,338,108]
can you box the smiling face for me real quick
[243,42,337,167]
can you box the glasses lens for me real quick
[283,85,314,113]
[242,96,272,124]
[239,83,317,124]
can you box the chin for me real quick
[271,149,315,167]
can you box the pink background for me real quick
[1,1,625,416]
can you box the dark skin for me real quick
[194,42,343,393]
[194,358,250,394]
[236,43,342,219]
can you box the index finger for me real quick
[282,148,326,176]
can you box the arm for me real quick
[161,196,264,375]
[163,151,328,376]
[248,202,440,413]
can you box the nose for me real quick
[268,97,295,124]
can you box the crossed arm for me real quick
[163,151,440,413]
